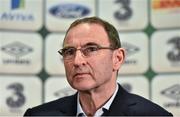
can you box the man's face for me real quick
[62,23,122,92]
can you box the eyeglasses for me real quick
[58,44,115,60]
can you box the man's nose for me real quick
[73,50,86,66]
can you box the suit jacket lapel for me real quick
[103,84,137,116]
[58,93,77,116]
[60,85,137,116]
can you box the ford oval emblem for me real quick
[49,3,90,18]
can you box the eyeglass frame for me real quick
[58,43,117,60]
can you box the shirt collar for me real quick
[77,84,119,116]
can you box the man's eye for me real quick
[85,46,98,52]
[64,48,75,55]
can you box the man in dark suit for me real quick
[24,17,172,116]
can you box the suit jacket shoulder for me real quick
[24,84,173,116]
[105,84,173,116]
[124,93,172,116]
[24,93,77,116]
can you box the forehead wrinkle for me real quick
[70,23,91,38]
[64,24,92,48]
[64,23,110,48]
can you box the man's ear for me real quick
[113,48,125,71]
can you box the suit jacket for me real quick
[24,84,172,116]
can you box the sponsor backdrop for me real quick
[0,0,180,116]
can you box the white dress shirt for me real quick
[77,84,119,116]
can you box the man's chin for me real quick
[73,84,94,92]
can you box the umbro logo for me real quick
[1,41,33,58]
[54,87,76,98]
[1,41,33,64]
[161,84,180,108]
[122,42,139,57]
[122,42,140,65]
[121,83,132,92]
[161,84,180,101]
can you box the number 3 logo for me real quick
[167,37,180,62]
[6,83,26,108]
[114,0,133,20]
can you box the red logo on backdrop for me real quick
[152,0,180,10]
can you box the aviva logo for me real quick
[11,0,25,9]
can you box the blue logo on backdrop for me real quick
[0,0,34,22]
[49,3,90,18]
[11,0,25,9]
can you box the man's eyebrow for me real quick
[62,46,75,50]
[84,42,98,46]
[62,42,98,49]
[63,44,75,48]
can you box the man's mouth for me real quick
[73,73,89,78]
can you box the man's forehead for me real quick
[67,23,103,34]
[63,23,109,47]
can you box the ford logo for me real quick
[49,3,90,18]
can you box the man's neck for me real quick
[78,83,117,116]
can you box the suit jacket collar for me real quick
[61,84,136,116]
[102,84,137,116]
[58,93,77,116]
